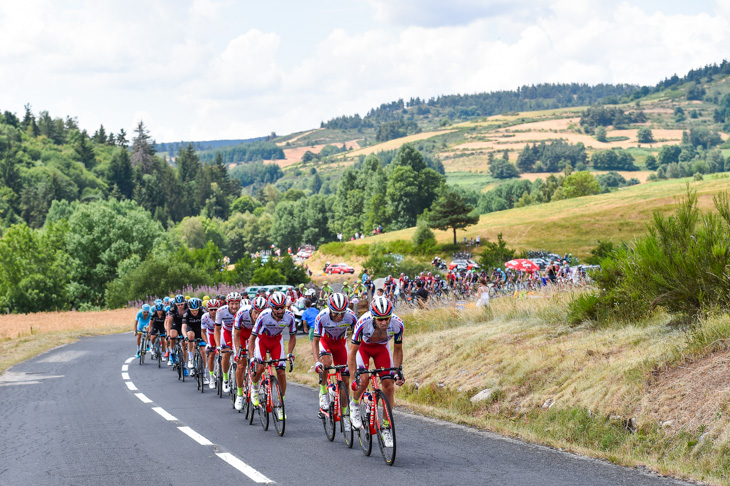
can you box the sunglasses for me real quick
[374,317,390,322]
[331,311,346,316]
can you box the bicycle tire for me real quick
[139,336,145,366]
[258,383,269,431]
[176,348,182,380]
[243,363,252,421]
[246,365,256,425]
[196,351,204,392]
[338,381,354,448]
[157,341,161,368]
[217,356,224,398]
[180,345,186,382]
[229,361,238,409]
[270,376,285,437]
[375,390,397,466]
[358,398,372,456]
[322,383,335,442]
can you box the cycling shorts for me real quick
[169,320,184,334]
[356,342,393,378]
[207,332,217,348]
[150,321,165,336]
[318,335,349,376]
[185,323,202,341]
[221,328,233,348]
[136,322,147,333]
[253,334,286,369]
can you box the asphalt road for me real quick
[0,333,700,486]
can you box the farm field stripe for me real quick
[135,393,152,403]
[178,426,213,446]
[216,452,274,484]
[152,407,178,421]
[125,381,137,391]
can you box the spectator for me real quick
[415,280,429,306]
[476,236,481,246]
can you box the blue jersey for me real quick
[136,309,152,331]
[302,307,319,328]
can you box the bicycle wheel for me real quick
[180,346,186,382]
[176,349,182,381]
[246,365,256,425]
[270,376,285,437]
[258,381,269,431]
[229,361,238,409]
[217,357,224,398]
[196,352,204,392]
[375,390,397,466]
[322,383,335,442]
[157,342,161,368]
[358,399,372,456]
[338,381,354,448]
[243,364,253,421]
[139,336,145,365]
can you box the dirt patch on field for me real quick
[346,130,457,157]
[640,350,730,434]
[0,308,135,341]
[277,130,318,146]
[268,139,362,167]
[495,117,581,132]
[518,170,654,183]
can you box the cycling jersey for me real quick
[136,310,151,332]
[252,308,296,337]
[183,309,204,340]
[167,305,185,332]
[215,305,236,332]
[313,308,357,340]
[351,312,404,346]
[202,312,216,335]
[234,305,255,347]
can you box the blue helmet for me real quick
[141,304,150,312]
[188,298,201,310]
[154,298,162,305]
[174,294,186,305]
[154,302,164,312]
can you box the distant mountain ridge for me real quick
[155,136,268,154]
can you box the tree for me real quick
[478,233,515,269]
[595,126,607,142]
[489,159,519,178]
[645,155,659,170]
[426,190,480,245]
[637,127,654,143]
[177,144,200,183]
[75,130,96,169]
[107,148,134,198]
[130,121,156,174]
[562,171,601,198]
[231,195,261,214]
[269,201,301,250]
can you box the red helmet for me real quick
[207,299,221,310]
[328,293,349,313]
[370,296,393,318]
[227,292,242,302]
[252,296,268,312]
[268,292,287,309]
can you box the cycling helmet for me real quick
[142,304,150,312]
[203,295,210,301]
[154,298,162,305]
[305,288,316,298]
[328,293,349,313]
[252,296,268,312]
[207,299,221,310]
[188,298,201,310]
[370,296,393,318]
[269,292,287,309]
[299,283,305,289]
[227,291,242,302]
[163,296,170,304]
[174,294,186,305]
[155,302,164,312]
[241,298,251,307]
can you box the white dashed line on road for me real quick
[135,393,152,403]
[121,365,128,371]
[178,426,213,446]
[125,357,135,364]
[152,406,178,421]
[216,453,275,484]
[125,381,137,391]
[121,372,130,380]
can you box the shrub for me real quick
[413,223,435,247]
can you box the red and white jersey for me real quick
[215,305,236,332]
[234,305,255,331]
[351,312,404,346]
[252,308,296,338]
[313,308,357,340]
[202,312,216,334]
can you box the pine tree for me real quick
[426,190,480,245]
[130,122,155,174]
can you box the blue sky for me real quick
[0,0,727,142]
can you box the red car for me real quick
[448,259,480,271]
[326,263,355,274]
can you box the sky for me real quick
[0,0,728,142]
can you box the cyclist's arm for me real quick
[392,342,403,368]
[214,324,222,348]
[247,333,256,360]
[287,330,296,356]
[233,328,240,356]
[347,343,359,378]
[311,335,320,363]
[133,319,137,333]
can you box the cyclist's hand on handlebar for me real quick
[351,377,361,391]
[395,370,405,386]
[314,361,324,373]
[287,353,295,371]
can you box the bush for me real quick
[250,267,286,285]
[413,223,435,247]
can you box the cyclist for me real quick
[348,296,405,439]
[214,291,242,393]
[341,281,353,298]
[203,298,220,387]
[319,281,333,301]
[165,295,187,367]
[149,302,167,360]
[248,292,296,418]
[312,293,357,410]
[134,304,152,358]
[232,296,267,410]
[183,298,206,380]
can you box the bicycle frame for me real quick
[357,367,402,435]
[321,364,348,423]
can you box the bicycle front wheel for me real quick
[270,376,285,437]
[229,361,238,409]
[176,349,182,381]
[157,343,161,368]
[358,400,372,456]
[322,386,335,442]
[243,364,253,422]
[258,383,269,431]
[139,337,146,365]
[196,352,204,393]
[339,381,354,448]
[216,357,223,398]
[375,390,397,466]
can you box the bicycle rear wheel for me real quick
[139,336,146,365]
[339,381,354,448]
[216,356,223,398]
[270,376,285,437]
[176,349,182,380]
[229,361,238,409]
[258,383,269,431]
[243,364,253,422]
[375,390,397,466]
[322,385,335,442]
[358,399,372,456]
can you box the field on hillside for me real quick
[341,176,730,258]
[0,308,135,373]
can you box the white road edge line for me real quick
[178,426,213,446]
[135,393,152,404]
[125,381,137,391]
[121,372,130,380]
[217,453,274,484]
[152,407,178,421]
[121,364,129,371]
[125,357,134,364]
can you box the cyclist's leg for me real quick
[236,330,251,396]
[207,332,217,383]
[221,328,233,383]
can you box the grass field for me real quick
[0,308,135,373]
[339,175,730,258]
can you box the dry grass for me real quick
[344,129,457,157]
[518,170,654,184]
[0,308,135,372]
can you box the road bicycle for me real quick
[170,336,185,381]
[151,332,165,368]
[138,330,149,365]
[192,338,206,393]
[242,359,257,424]
[319,364,353,448]
[227,349,239,407]
[214,347,233,398]
[355,366,402,466]
[256,356,293,437]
